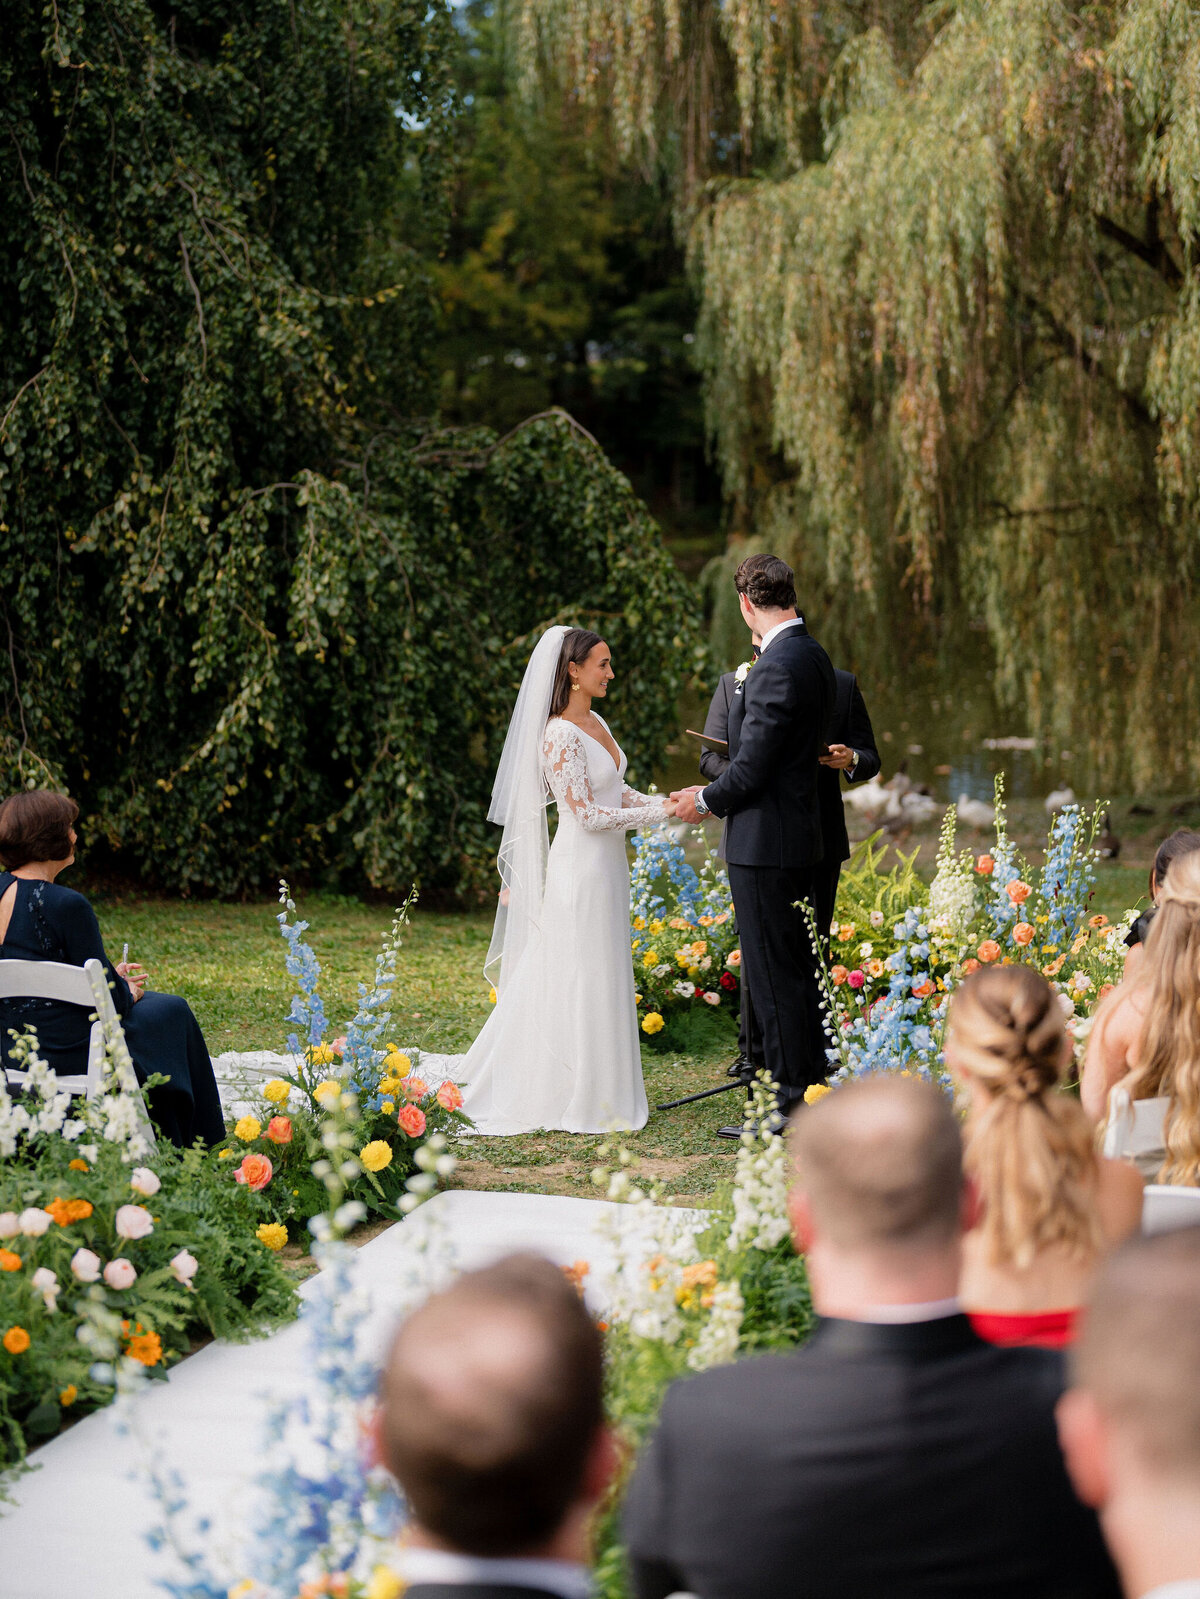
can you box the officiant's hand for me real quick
[116,961,148,1001]
[819,743,857,770]
[670,786,705,824]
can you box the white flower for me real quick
[332,1201,367,1233]
[869,910,885,928]
[734,659,754,683]
[434,1154,457,1178]
[18,1207,53,1237]
[703,991,722,1006]
[31,1266,59,1311]
[687,1280,744,1371]
[858,941,874,959]
[71,1247,102,1282]
[0,1212,19,1239]
[78,1144,98,1164]
[114,1203,154,1240]
[170,1249,199,1287]
[673,979,695,999]
[698,955,712,970]
[1072,972,1093,993]
[129,1167,161,1197]
[103,1258,138,1290]
[1058,993,1076,1016]
[653,964,671,978]
[61,1118,85,1142]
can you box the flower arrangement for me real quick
[629,826,740,1033]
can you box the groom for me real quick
[672,555,835,1127]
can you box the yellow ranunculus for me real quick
[649,919,665,935]
[488,986,498,1003]
[383,1049,411,1078]
[313,1079,341,1106]
[381,1099,395,1114]
[309,1043,337,1065]
[366,1567,404,1599]
[803,1082,832,1104]
[235,1115,262,1142]
[263,1079,290,1104]
[360,1140,393,1173]
[256,1222,288,1251]
[642,948,659,967]
[641,1012,665,1035]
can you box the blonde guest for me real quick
[946,966,1143,1349]
[1082,850,1200,1185]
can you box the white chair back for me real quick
[1143,1185,1200,1235]
[1102,1087,1168,1161]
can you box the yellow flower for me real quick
[687,966,700,980]
[59,1384,78,1407]
[642,949,659,967]
[263,1079,291,1104]
[235,1115,262,1142]
[488,986,498,1004]
[383,1049,411,1078]
[675,950,690,967]
[381,1100,395,1114]
[641,1012,665,1035]
[649,919,665,935]
[313,1079,341,1106]
[256,1223,288,1251]
[68,1158,89,1172]
[360,1140,393,1173]
[634,993,642,1005]
[633,916,646,931]
[309,1043,337,1066]
[803,1083,832,1105]
[365,1568,404,1599]
[219,1148,235,1159]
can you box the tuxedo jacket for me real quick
[701,666,880,865]
[623,1314,1121,1599]
[700,627,836,869]
[404,1588,568,1599]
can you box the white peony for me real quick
[0,1212,19,1239]
[103,1258,138,1290]
[114,1203,154,1240]
[169,1249,199,1287]
[129,1167,161,1197]
[18,1207,53,1237]
[71,1247,102,1282]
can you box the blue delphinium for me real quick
[278,880,328,1055]
[342,892,417,1104]
[630,825,706,926]
[1039,804,1098,949]
[827,906,946,1085]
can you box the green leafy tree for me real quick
[0,0,699,895]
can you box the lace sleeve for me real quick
[543,723,669,833]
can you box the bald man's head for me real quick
[789,1075,963,1254]
[378,1253,604,1555]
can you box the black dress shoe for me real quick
[725,1052,760,1080]
[717,1109,788,1140]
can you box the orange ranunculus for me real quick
[831,965,849,986]
[912,980,936,1000]
[1013,922,1035,946]
[125,1328,163,1367]
[975,855,995,875]
[234,1153,273,1192]
[46,1197,93,1226]
[1089,914,1110,928]
[0,1250,20,1272]
[962,958,982,975]
[264,1115,293,1145]
[436,1081,463,1112]
[402,1076,429,1101]
[3,1326,31,1354]
[1006,880,1032,906]
[977,941,1001,963]
[398,1104,427,1138]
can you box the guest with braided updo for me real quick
[946,966,1143,1349]
[1084,850,1200,1185]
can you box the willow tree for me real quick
[513,0,1200,790]
[0,0,699,896]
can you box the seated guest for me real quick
[1058,1227,1200,1599]
[623,1075,1120,1599]
[375,1252,615,1599]
[1083,850,1200,1183]
[1122,828,1200,978]
[946,966,1142,1349]
[0,789,224,1146]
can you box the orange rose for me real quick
[436,1081,463,1112]
[975,855,995,875]
[234,1153,273,1192]
[831,965,849,986]
[962,958,982,975]
[402,1077,429,1101]
[0,1250,20,1272]
[1006,880,1032,906]
[1013,922,1035,946]
[977,941,1001,963]
[264,1115,293,1144]
[911,980,936,999]
[398,1104,426,1138]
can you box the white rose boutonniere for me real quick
[734,659,754,684]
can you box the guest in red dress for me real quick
[946,966,1144,1349]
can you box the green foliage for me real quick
[0,0,699,897]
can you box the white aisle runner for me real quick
[5,1189,700,1599]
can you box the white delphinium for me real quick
[727,1076,790,1253]
[687,1280,744,1371]
[928,806,978,943]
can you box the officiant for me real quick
[699,640,879,1081]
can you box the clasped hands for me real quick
[669,787,705,824]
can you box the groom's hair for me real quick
[549,627,604,716]
[735,552,797,612]
[379,1252,604,1555]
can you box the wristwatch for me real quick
[694,787,711,817]
[847,751,859,778]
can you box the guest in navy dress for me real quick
[0,790,224,1147]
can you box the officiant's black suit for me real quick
[623,1314,1121,1599]
[700,624,836,1105]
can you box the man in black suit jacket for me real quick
[375,1252,612,1599]
[674,555,836,1113]
[702,649,880,1077]
[624,1076,1121,1599]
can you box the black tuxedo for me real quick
[699,624,836,1102]
[404,1588,570,1599]
[624,1314,1121,1599]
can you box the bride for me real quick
[442,625,676,1135]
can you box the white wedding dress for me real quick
[441,713,669,1135]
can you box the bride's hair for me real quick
[549,629,604,717]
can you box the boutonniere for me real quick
[734,659,755,684]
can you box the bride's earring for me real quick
[570,678,580,691]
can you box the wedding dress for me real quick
[427,627,670,1135]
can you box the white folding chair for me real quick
[1143,1186,1200,1235]
[1101,1087,1168,1164]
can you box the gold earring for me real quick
[571,680,580,691]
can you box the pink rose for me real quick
[70,1247,102,1283]
[103,1258,138,1290]
[114,1204,154,1240]
[398,1104,426,1138]
[848,969,866,990]
[436,1081,463,1112]
[234,1153,273,1192]
[170,1249,199,1287]
[402,1077,429,1101]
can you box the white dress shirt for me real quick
[395,1547,591,1598]
[758,614,806,653]
[1140,1584,1200,1599]
[860,1296,962,1325]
